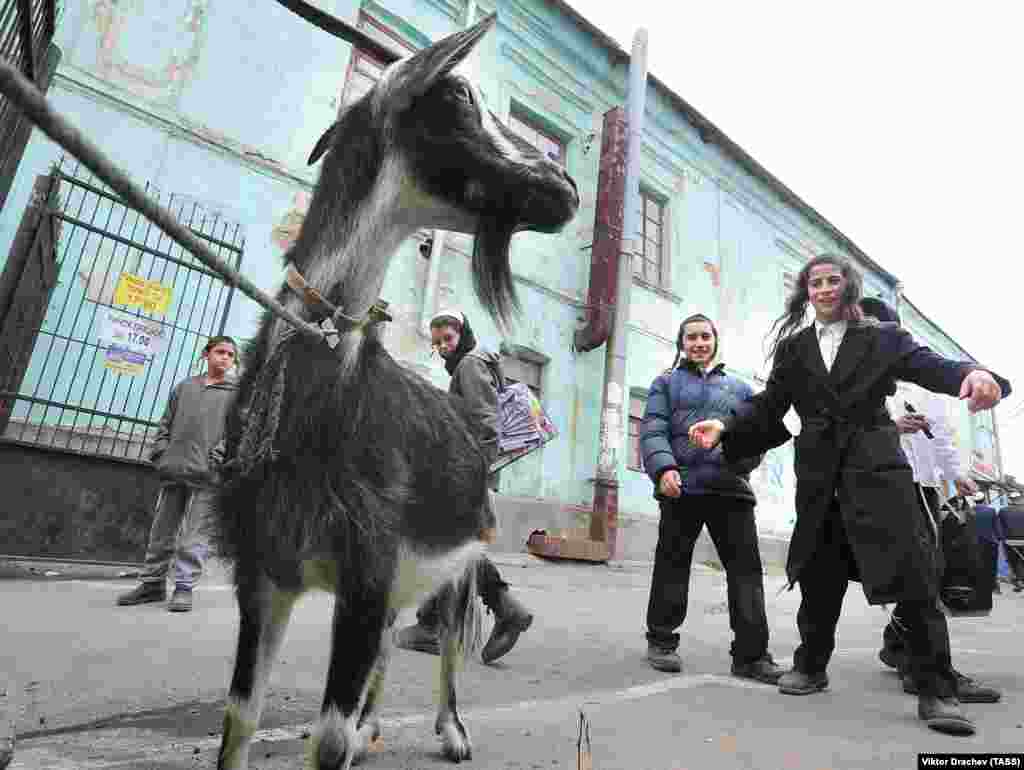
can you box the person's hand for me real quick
[960,370,1002,413]
[659,470,682,498]
[895,414,930,435]
[954,476,979,497]
[689,419,725,450]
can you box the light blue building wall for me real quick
[0,0,998,553]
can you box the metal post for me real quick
[589,29,648,558]
[419,0,475,337]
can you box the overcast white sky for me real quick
[571,0,1024,472]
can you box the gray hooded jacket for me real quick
[148,374,238,486]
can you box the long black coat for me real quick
[722,321,1011,605]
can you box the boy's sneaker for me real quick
[646,644,682,673]
[731,654,784,684]
[168,586,193,612]
[117,582,166,606]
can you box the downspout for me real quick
[419,0,476,336]
[588,29,648,559]
[572,107,628,352]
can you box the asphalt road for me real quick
[3,555,1022,769]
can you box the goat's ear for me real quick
[384,12,496,112]
[308,122,338,165]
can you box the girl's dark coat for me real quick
[722,320,1011,605]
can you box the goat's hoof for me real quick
[437,718,472,762]
[352,718,382,762]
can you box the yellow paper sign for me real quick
[113,273,172,314]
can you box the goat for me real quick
[213,14,579,770]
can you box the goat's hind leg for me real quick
[435,566,481,763]
[218,570,298,770]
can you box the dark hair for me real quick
[767,253,863,360]
[669,313,719,370]
[203,335,238,356]
[859,296,901,326]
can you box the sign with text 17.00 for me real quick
[96,308,167,376]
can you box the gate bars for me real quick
[0,0,404,344]
[0,57,325,344]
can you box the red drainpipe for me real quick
[572,106,628,353]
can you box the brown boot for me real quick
[481,590,533,664]
[918,695,975,736]
[168,586,193,613]
[394,622,441,655]
[117,582,166,606]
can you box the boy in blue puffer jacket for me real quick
[640,314,782,682]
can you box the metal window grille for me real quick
[634,189,664,286]
[628,394,645,470]
[0,156,245,462]
[507,110,566,167]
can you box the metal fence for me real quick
[0,0,59,212]
[0,155,244,461]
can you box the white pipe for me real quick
[419,0,477,338]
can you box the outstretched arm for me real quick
[691,340,794,458]
[890,329,1010,412]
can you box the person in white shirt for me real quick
[859,297,1000,705]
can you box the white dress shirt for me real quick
[815,319,848,373]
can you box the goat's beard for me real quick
[471,210,520,328]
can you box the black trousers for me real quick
[646,494,770,663]
[795,494,956,698]
[416,556,509,627]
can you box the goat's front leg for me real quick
[354,620,393,753]
[218,571,298,770]
[309,585,390,770]
[435,581,474,762]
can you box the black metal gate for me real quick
[0,0,60,213]
[0,155,245,462]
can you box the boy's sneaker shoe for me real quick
[117,582,166,606]
[732,654,784,684]
[646,645,682,673]
[168,586,193,612]
[778,669,829,695]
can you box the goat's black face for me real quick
[397,74,579,235]
[384,13,579,323]
[307,13,580,325]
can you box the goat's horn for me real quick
[386,12,497,109]
[308,121,338,166]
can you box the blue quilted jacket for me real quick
[641,361,764,502]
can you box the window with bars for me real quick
[507,109,566,167]
[340,15,416,108]
[634,189,666,287]
[501,355,543,398]
[628,393,647,471]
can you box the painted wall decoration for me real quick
[89,0,209,106]
[270,191,311,252]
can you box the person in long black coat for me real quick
[689,253,1009,736]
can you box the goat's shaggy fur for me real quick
[213,14,577,770]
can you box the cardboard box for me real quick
[527,528,609,562]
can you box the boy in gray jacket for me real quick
[117,336,239,612]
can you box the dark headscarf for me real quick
[431,309,478,376]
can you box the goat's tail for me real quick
[454,558,484,660]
